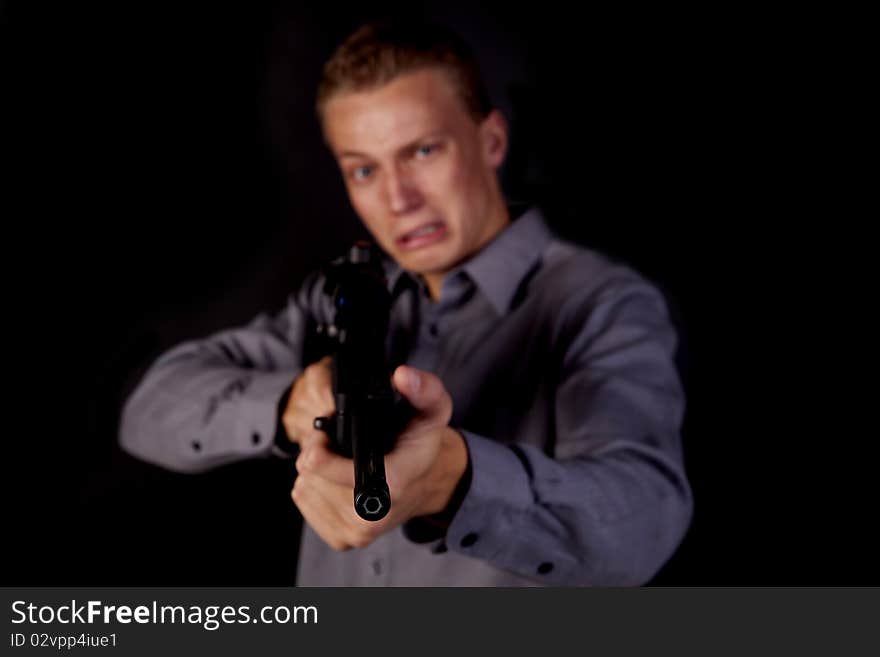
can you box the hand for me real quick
[280,356,335,448]
[291,365,469,551]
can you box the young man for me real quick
[120,20,692,586]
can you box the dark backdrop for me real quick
[2,2,868,585]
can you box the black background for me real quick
[1,2,870,585]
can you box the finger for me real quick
[392,365,453,427]
[291,474,351,551]
[300,429,330,450]
[284,409,326,446]
[306,385,335,417]
[309,476,385,548]
[289,361,334,418]
[293,473,378,549]
[312,356,336,412]
[282,388,322,438]
[296,438,356,487]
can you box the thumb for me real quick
[392,365,452,425]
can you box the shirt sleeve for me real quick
[443,275,693,586]
[118,271,331,473]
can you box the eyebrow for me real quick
[339,133,446,160]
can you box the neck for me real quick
[422,198,511,301]
[422,272,444,301]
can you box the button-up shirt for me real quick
[120,206,692,586]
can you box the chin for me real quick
[397,248,458,274]
[389,238,453,271]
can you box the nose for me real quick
[384,165,423,215]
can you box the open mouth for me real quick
[396,221,448,250]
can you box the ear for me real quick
[480,109,508,169]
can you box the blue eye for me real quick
[416,144,436,157]
[352,166,373,181]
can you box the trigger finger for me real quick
[308,386,335,416]
[301,429,330,451]
[287,414,320,446]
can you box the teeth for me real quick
[409,224,439,238]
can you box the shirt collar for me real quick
[383,204,553,315]
[460,205,552,314]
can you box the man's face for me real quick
[322,68,507,277]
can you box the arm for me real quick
[294,273,692,585]
[119,272,330,473]
[442,276,692,586]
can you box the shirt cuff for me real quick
[402,432,472,544]
[272,383,298,458]
[444,430,532,558]
[234,370,298,460]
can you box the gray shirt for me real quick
[120,206,692,586]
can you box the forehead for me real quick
[323,68,474,157]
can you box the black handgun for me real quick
[312,242,409,521]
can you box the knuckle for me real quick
[348,534,369,549]
[306,446,324,468]
[307,361,325,380]
[307,431,330,451]
[348,526,376,549]
[293,473,308,493]
[439,390,454,421]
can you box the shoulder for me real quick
[532,237,663,311]
[524,236,675,352]
[515,237,679,379]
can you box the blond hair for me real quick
[316,19,492,124]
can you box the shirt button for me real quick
[460,532,479,548]
[428,323,438,337]
[191,441,202,452]
[251,432,261,445]
[537,562,554,575]
[372,560,382,575]
[432,542,448,554]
